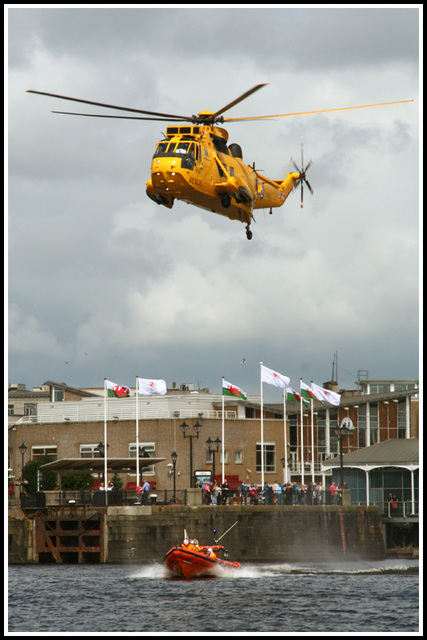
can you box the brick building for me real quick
[8,378,418,497]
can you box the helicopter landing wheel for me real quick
[221,194,231,208]
[245,225,253,240]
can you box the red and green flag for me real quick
[286,387,309,406]
[222,379,247,401]
[300,380,317,401]
[106,379,130,398]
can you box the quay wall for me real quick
[9,505,385,564]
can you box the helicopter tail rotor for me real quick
[291,145,313,208]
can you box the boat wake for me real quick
[129,558,418,581]
[231,559,419,577]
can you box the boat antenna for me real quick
[214,520,238,544]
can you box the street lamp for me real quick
[334,418,355,492]
[171,451,178,502]
[206,436,221,482]
[180,420,202,487]
[95,441,109,483]
[19,442,27,497]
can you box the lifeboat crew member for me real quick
[188,539,200,551]
[207,547,217,558]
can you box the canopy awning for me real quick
[39,457,166,474]
[321,439,419,472]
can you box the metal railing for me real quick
[374,500,419,518]
[288,461,332,475]
[14,409,238,425]
[17,489,189,509]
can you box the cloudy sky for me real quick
[7,6,420,401]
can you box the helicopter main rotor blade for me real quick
[52,110,189,122]
[223,99,413,122]
[27,90,190,121]
[212,83,268,119]
[305,179,313,195]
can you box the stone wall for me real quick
[9,505,386,564]
[105,505,385,563]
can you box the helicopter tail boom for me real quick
[253,171,300,210]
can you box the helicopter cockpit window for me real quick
[174,142,191,154]
[154,142,169,156]
[153,141,196,168]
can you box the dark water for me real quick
[8,560,419,634]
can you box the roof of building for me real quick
[322,438,419,470]
[43,380,98,397]
[39,457,166,474]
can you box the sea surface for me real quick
[7,559,420,635]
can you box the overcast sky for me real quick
[7,6,420,401]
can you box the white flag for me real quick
[312,382,341,406]
[261,365,290,389]
[138,377,167,395]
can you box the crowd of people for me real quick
[200,479,347,506]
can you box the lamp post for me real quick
[180,420,202,487]
[206,436,221,482]
[171,451,178,502]
[19,442,27,497]
[96,441,109,484]
[334,418,355,491]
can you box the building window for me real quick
[234,450,243,464]
[370,403,379,445]
[31,446,57,462]
[24,404,37,416]
[129,443,155,475]
[54,388,64,402]
[289,416,298,452]
[370,384,390,394]
[256,443,276,473]
[397,400,407,438]
[220,451,229,464]
[329,409,339,453]
[358,405,367,448]
[8,405,14,416]
[317,413,326,454]
[80,444,102,459]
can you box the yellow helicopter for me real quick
[27,85,412,240]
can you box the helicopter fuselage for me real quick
[27,84,412,240]
[146,124,300,231]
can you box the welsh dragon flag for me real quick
[222,379,247,401]
[285,386,309,406]
[106,379,130,398]
[300,380,317,401]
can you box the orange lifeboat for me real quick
[164,539,240,579]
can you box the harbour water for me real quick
[8,560,419,634]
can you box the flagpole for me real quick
[283,388,288,484]
[104,378,108,505]
[136,376,139,488]
[300,378,304,487]
[221,376,225,484]
[310,380,315,483]
[260,362,264,489]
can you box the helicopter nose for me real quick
[152,162,182,197]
